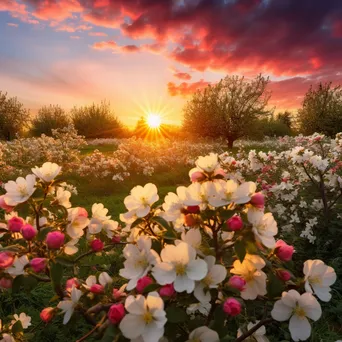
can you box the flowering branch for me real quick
[234,318,273,342]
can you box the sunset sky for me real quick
[1,0,342,127]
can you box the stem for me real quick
[76,315,106,342]
[27,272,51,282]
[234,318,273,342]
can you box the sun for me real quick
[146,113,162,128]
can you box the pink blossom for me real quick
[0,277,12,289]
[40,307,55,322]
[90,284,104,294]
[190,171,206,182]
[0,252,15,269]
[250,192,265,209]
[8,217,24,233]
[223,298,241,316]
[21,224,37,241]
[66,278,80,292]
[0,195,15,213]
[187,205,200,214]
[275,240,295,261]
[108,303,125,324]
[159,283,175,297]
[46,231,65,249]
[228,275,246,291]
[90,239,104,252]
[136,276,153,293]
[277,269,291,282]
[30,258,47,273]
[226,216,243,231]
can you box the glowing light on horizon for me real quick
[146,113,162,128]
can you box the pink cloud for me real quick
[70,35,80,39]
[88,32,108,37]
[7,23,18,27]
[168,80,211,97]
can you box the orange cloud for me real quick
[168,80,210,97]
[88,32,108,37]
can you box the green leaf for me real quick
[166,306,188,323]
[11,320,23,334]
[0,245,25,253]
[234,240,246,263]
[210,305,227,337]
[130,218,144,229]
[37,226,54,241]
[151,216,171,230]
[50,261,64,293]
[142,283,161,294]
[267,272,285,299]
[12,275,38,293]
[101,324,119,342]
[55,256,75,267]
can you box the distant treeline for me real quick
[1,75,342,146]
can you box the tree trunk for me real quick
[227,137,234,149]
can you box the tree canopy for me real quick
[182,75,272,148]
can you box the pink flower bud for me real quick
[190,171,206,182]
[187,205,200,214]
[108,303,125,324]
[159,283,175,297]
[275,240,294,261]
[0,277,12,289]
[277,269,291,282]
[46,231,65,249]
[0,195,15,213]
[40,307,55,323]
[8,217,24,233]
[250,192,265,209]
[184,214,196,227]
[77,207,88,217]
[223,298,241,316]
[136,276,153,293]
[66,278,80,292]
[21,224,37,241]
[214,168,226,178]
[90,284,104,294]
[226,216,243,231]
[112,288,125,300]
[112,235,121,244]
[30,258,47,273]
[227,275,246,291]
[90,239,104,252]
[0,252,15,269]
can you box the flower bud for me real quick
[0,252,15,269]
[250,192,265,209]
[0,277,12,289]
[136,276,153,293]
[277,269,291,282]
[275,240,294,261]
[46,231,65,249]
[112,235,121,244]
[108,303,125,324]
[30,258,47,273]
[223,298,241,316]
[112,288,124,300]
[40,307,55,323]
[90,284,104,294]
[77,207,88,217]
[21,224,37,241]
[190,171,206,182]
[226,216,243,231]
[8,217,24,233]
[184,214,196,227]
[90,239,104,252]
[214,168,226,178]
[66,278,80,292]
[187,205,200,214]
[159,283,175,297]
[227,275,246,291]
[0,195,15,213]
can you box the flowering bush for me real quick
[0,153,337,341]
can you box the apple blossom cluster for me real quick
[0,153,337,342]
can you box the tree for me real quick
[182,75,272,148]
[31,105,70,136]
[298,82,342,136]
[71,100,128,138]
[277,111,292,129]
[0,91,30,140]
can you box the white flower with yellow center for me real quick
[4,175,36,206]
[230,254,267,300]
[119,292,167,342]
[194,153,220,173]
[177,229,202,254]
[123,183,159,218]
[64,238,79,255]
[88,203,111,234]
[303,259,336,302]
[55,187,71,208]
[32,162,61,183]
[120,236,160,291]
[247,209,278,249]
[194,256,227,303]
[10,313,31,329]
[6,255,29,276]
[271,290,322,342]
[152,242,207,293]
[66,208,90,239]
[183,182,218,209]
[187,326,219,342]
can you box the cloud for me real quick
[7,23,18,27]
[173,72,192,80]
[70,35,80,39]
[88,32,108,37]
[168,80,210,97]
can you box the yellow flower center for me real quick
[202,274,213,287]
[135,257,149,269]
[243,270,255,282]
[143,311,153,324]
[140,197,148,205]
[309,276,322,285]
[18,185,28,197]
[293,305,306,318]
[175,263,186,276]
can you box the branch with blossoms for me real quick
[0,153,338,342]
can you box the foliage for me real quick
[298,82,342,136]
[0,91,30,140]
[71,100,128,139]
[31,105,70,136]
[183,75,272,148]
